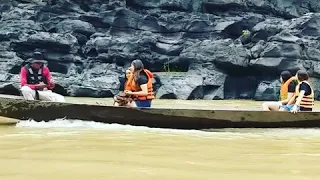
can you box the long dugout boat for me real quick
[0,94,319,129]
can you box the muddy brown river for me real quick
[0,119,319,180]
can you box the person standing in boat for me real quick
[262,71,298,111]
[20,51,65,102]
[280,70,314,113]
[124,59,155,108]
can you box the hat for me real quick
[30,51,46,63]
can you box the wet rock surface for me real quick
[1,0,320,100]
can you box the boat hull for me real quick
[0,96,319,129]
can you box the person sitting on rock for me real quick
[20,51,65,102]
[280,70,314,113]
[262,71,297,111]
[113,69,134,106]
[124,59,155,108]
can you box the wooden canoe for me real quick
[0,94,319,129]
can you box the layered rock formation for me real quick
[1,0,320,100]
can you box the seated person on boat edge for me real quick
[114,59,155,108]
[114,69,133,106]
[20,50,65,102]
[280,70,314,113]
[262,71,298,111]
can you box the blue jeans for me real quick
[135,100,152,108]
[280,105,300,112]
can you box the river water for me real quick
[0,119,319,180]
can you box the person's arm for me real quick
[20,67,37,90]
[130,84,148,96]
[291,90,305,114]
[294,90,305,107]
[43,67,55,90]
[286,95,296,105]
[280,92,294,105]
[280,83,296,105]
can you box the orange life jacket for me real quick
[294,81,314,109]
[280,77,296,101]
[124,80,132,91]
[125,69,155,101]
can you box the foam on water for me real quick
[14,118,320,139]
[16,118,115,129]
[16,118,208,135]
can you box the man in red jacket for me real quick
[20,51,65,102]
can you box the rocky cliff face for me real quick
[1,0,320,100]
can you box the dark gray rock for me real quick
[203,0,320,18]
[259,42,302,59]
[180,39,249,70]
[0,20,42,41]
[0,52,25,75]
[304,40,320,62]
[12,32,80,54]
[269,30,301,43]
[251,18,290,42]
[255,80,280,101]
[249,57,305,75]
[309,77,320,100]
[250,40,265,58]
[56,20,96,36]
[155,72,203,100]
[0,82,20,95]
[224,76,260,99]
[128,0,194,11]
[1,0,320,101]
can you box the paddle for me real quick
[0,116,20,125]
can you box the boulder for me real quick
[255,80,280,101]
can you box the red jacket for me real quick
[20,66,55,90]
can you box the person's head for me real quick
[125,69,132,79]
[30,51,46,69]
[130,59,144,73]
[280,71,292,84]
[296,70,309,82]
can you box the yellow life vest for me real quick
[294,81,314,109]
